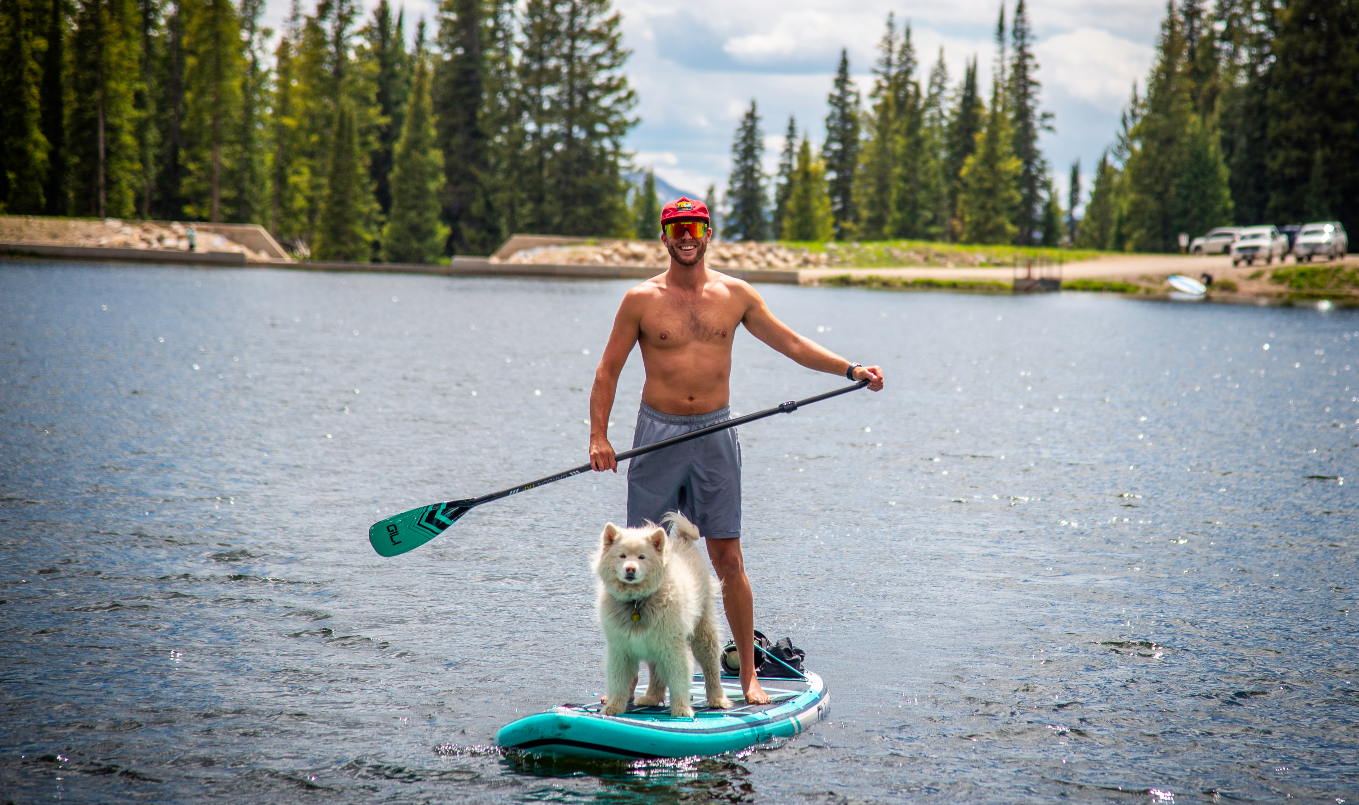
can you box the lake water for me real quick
[0,261,1355,804]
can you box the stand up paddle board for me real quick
[496,672,829,759]
[1167,274,1207,295]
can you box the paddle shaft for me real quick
[467,378,869,508]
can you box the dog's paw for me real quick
[635,692,664,707]
[669,704,695,718]
[602,700,628,716]
[709,694,734,710]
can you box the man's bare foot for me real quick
[742,675,771,705]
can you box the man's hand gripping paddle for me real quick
[368,380,869,557]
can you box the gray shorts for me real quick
[626,403,741,539]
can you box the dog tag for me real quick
[632,612,640,621]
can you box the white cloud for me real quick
[633,151,680,167]
[1035,27,1154,112]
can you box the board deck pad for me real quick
[496,672,829,760]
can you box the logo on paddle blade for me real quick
[416,501,472,537]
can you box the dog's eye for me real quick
[638,555,645,560]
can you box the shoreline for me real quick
[2,238,1355,305]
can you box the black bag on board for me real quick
[720,630,806,678]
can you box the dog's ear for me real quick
[601,523,621,548]
[647,526,666,553]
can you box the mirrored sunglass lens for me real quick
[665,222,707,238]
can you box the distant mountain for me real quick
[623,170,704,207]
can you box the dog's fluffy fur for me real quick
[594,512,733,717]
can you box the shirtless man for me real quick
[589,197,884,704]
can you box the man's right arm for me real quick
[589,289,646,472]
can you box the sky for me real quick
[261,0,1167,210]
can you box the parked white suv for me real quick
[1291,222,1348,262]
[1230,226,1288,266]
[1189,227,1242,255]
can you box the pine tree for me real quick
[1264,0,1359,225]
[704,182,720,234]
[468,0,514,251]
[180,0,244,222]
[771,115,796,240]
[1122,0,1233,251]
[1039,177,1062,246]
[1216,0,1270,224]
[889,22,928,239]
[133,0,161,218]
[1066,160,1081,244]
[152,0,186,219]
[1123,1,1192,251]
[269,7,300,235]
[1303,149,1331,221]
[1077,152,1118,249]
[1173,113,1232,238]
[726,100,767,242]
[919,48,951,238]
[40,0,67,214]
[782,136,834,242]
[313,104,371,260]
[944,56,982,239]
[1008,0,1048,244]
[366,0,407,220]
[69,0,143,218]
[382,51,447,263]
[433,0,488,253]
[855,13,899,240]
[957,83,1020,244]
[236,0,267,223]
[0,0,51,213]
[547,0,635,237]
[631,168,659,238]
[823,49,859,240]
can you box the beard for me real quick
[665,237,707,267]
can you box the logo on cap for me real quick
[677,200,693,212]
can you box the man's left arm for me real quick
[737,283,884,390]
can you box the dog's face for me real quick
[597,523,666,588]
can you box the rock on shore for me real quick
[0,216,274,262]
[495,239,832,270]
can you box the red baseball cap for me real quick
[660,197,710,224]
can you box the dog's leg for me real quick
[660,646,695,718]
[636,661,667,707]
[603,648,639,716]
[692,614,734,710]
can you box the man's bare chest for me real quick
[640,299,742,348]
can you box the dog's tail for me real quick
[660,511,701,543]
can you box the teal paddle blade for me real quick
[369,499,474,557]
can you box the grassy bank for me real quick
[820,274,1011,292]
[783,239,1112,268]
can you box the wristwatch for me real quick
[846,362,862,380]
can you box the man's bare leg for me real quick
[706,537,770,704]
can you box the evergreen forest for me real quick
[0,0,638,261]
[1,0,1355,259]
[736,0,1359,252]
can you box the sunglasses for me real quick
[662,221,710,239]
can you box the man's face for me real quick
[662,219,710,267]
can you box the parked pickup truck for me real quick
[1291,222,1348,262]
[1230,226,1288,266]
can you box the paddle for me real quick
[368,379,870,557]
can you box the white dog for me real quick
[594,512,733,717]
